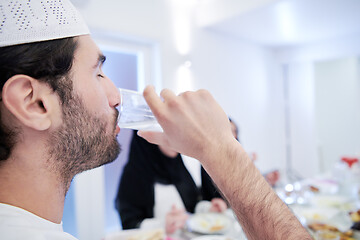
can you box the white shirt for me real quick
[181,155,201,187]
[153,155,201,219]
[0,203,77,240]
[141,155,201,230]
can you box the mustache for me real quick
[113,107,120,133]
[114,108,120,126]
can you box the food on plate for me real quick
[309,185,320,193]
[311,213,326,221]
[349,209,360,223]
[209,222,225,232]
[308,223,356,240]
[308,223,339,232]
[316,230,340,240]
[127,229,164,240]
[199,218,225,232]
[187,213,231,234]
[191,236,234,240]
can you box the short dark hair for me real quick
[0,37,78,161]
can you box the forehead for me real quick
[73,35,102,66]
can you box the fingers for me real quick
[137,131,166,146]
[210,198,227,213]
[142,86,177,133]
[169,204,178,213]
[165,206,188,235]
[168,205,185,215]
[140,85,235,163]
[160,88,176,101]
[142,85,164,117]
[143,86,177,117]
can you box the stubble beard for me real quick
[47,92,121,192]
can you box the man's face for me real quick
[47,35,121,184]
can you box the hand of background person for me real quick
[209,198,227,213]
[165,205,188,235]
[138,86,237,165]
[264,170,280,187]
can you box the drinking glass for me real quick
[117,88,162,131]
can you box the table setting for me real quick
[275,160,360,240]
[172,210,247,240]
[104,208,247,240]
[105,157,360,240]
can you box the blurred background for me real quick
[62,0,360,239]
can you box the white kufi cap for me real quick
[0,0,90,47]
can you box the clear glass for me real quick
[117,88,162,131]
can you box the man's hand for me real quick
[138,86,237,166]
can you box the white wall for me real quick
[274,33,360,177]
[191,30,286,173]
[286,62,318,178]
[314,57,360,172]
[76,0,286,172]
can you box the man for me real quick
[0,0,311,239]
[0,1,120,239]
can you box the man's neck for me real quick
[0,155,67,224]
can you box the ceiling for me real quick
[206,0,360,47]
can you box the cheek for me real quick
[86,93,110,117]
[72,73,112,117]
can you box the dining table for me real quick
[275,172,360,240]
[104,209,247,240]
[104,172,360,240]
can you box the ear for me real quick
[2,75,56,131]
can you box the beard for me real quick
[47,92,121,190]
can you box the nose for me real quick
[104,76,121,108]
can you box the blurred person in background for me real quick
[115,130,228,234]
[116,118,279,234]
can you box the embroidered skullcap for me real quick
[0,0,90,47]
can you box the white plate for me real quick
[290,205,353,232]
[104,228,164,240]
[311,195,350,208]
[291,206,340,223]
[187,213,232,235]
[191,236,234,240]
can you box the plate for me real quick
[310,195,355,211]
[104,228,164,240]
[291,206,340,223]
[191,236,234,240]
[187,213,232,235]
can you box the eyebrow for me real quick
[93,53,106,68]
